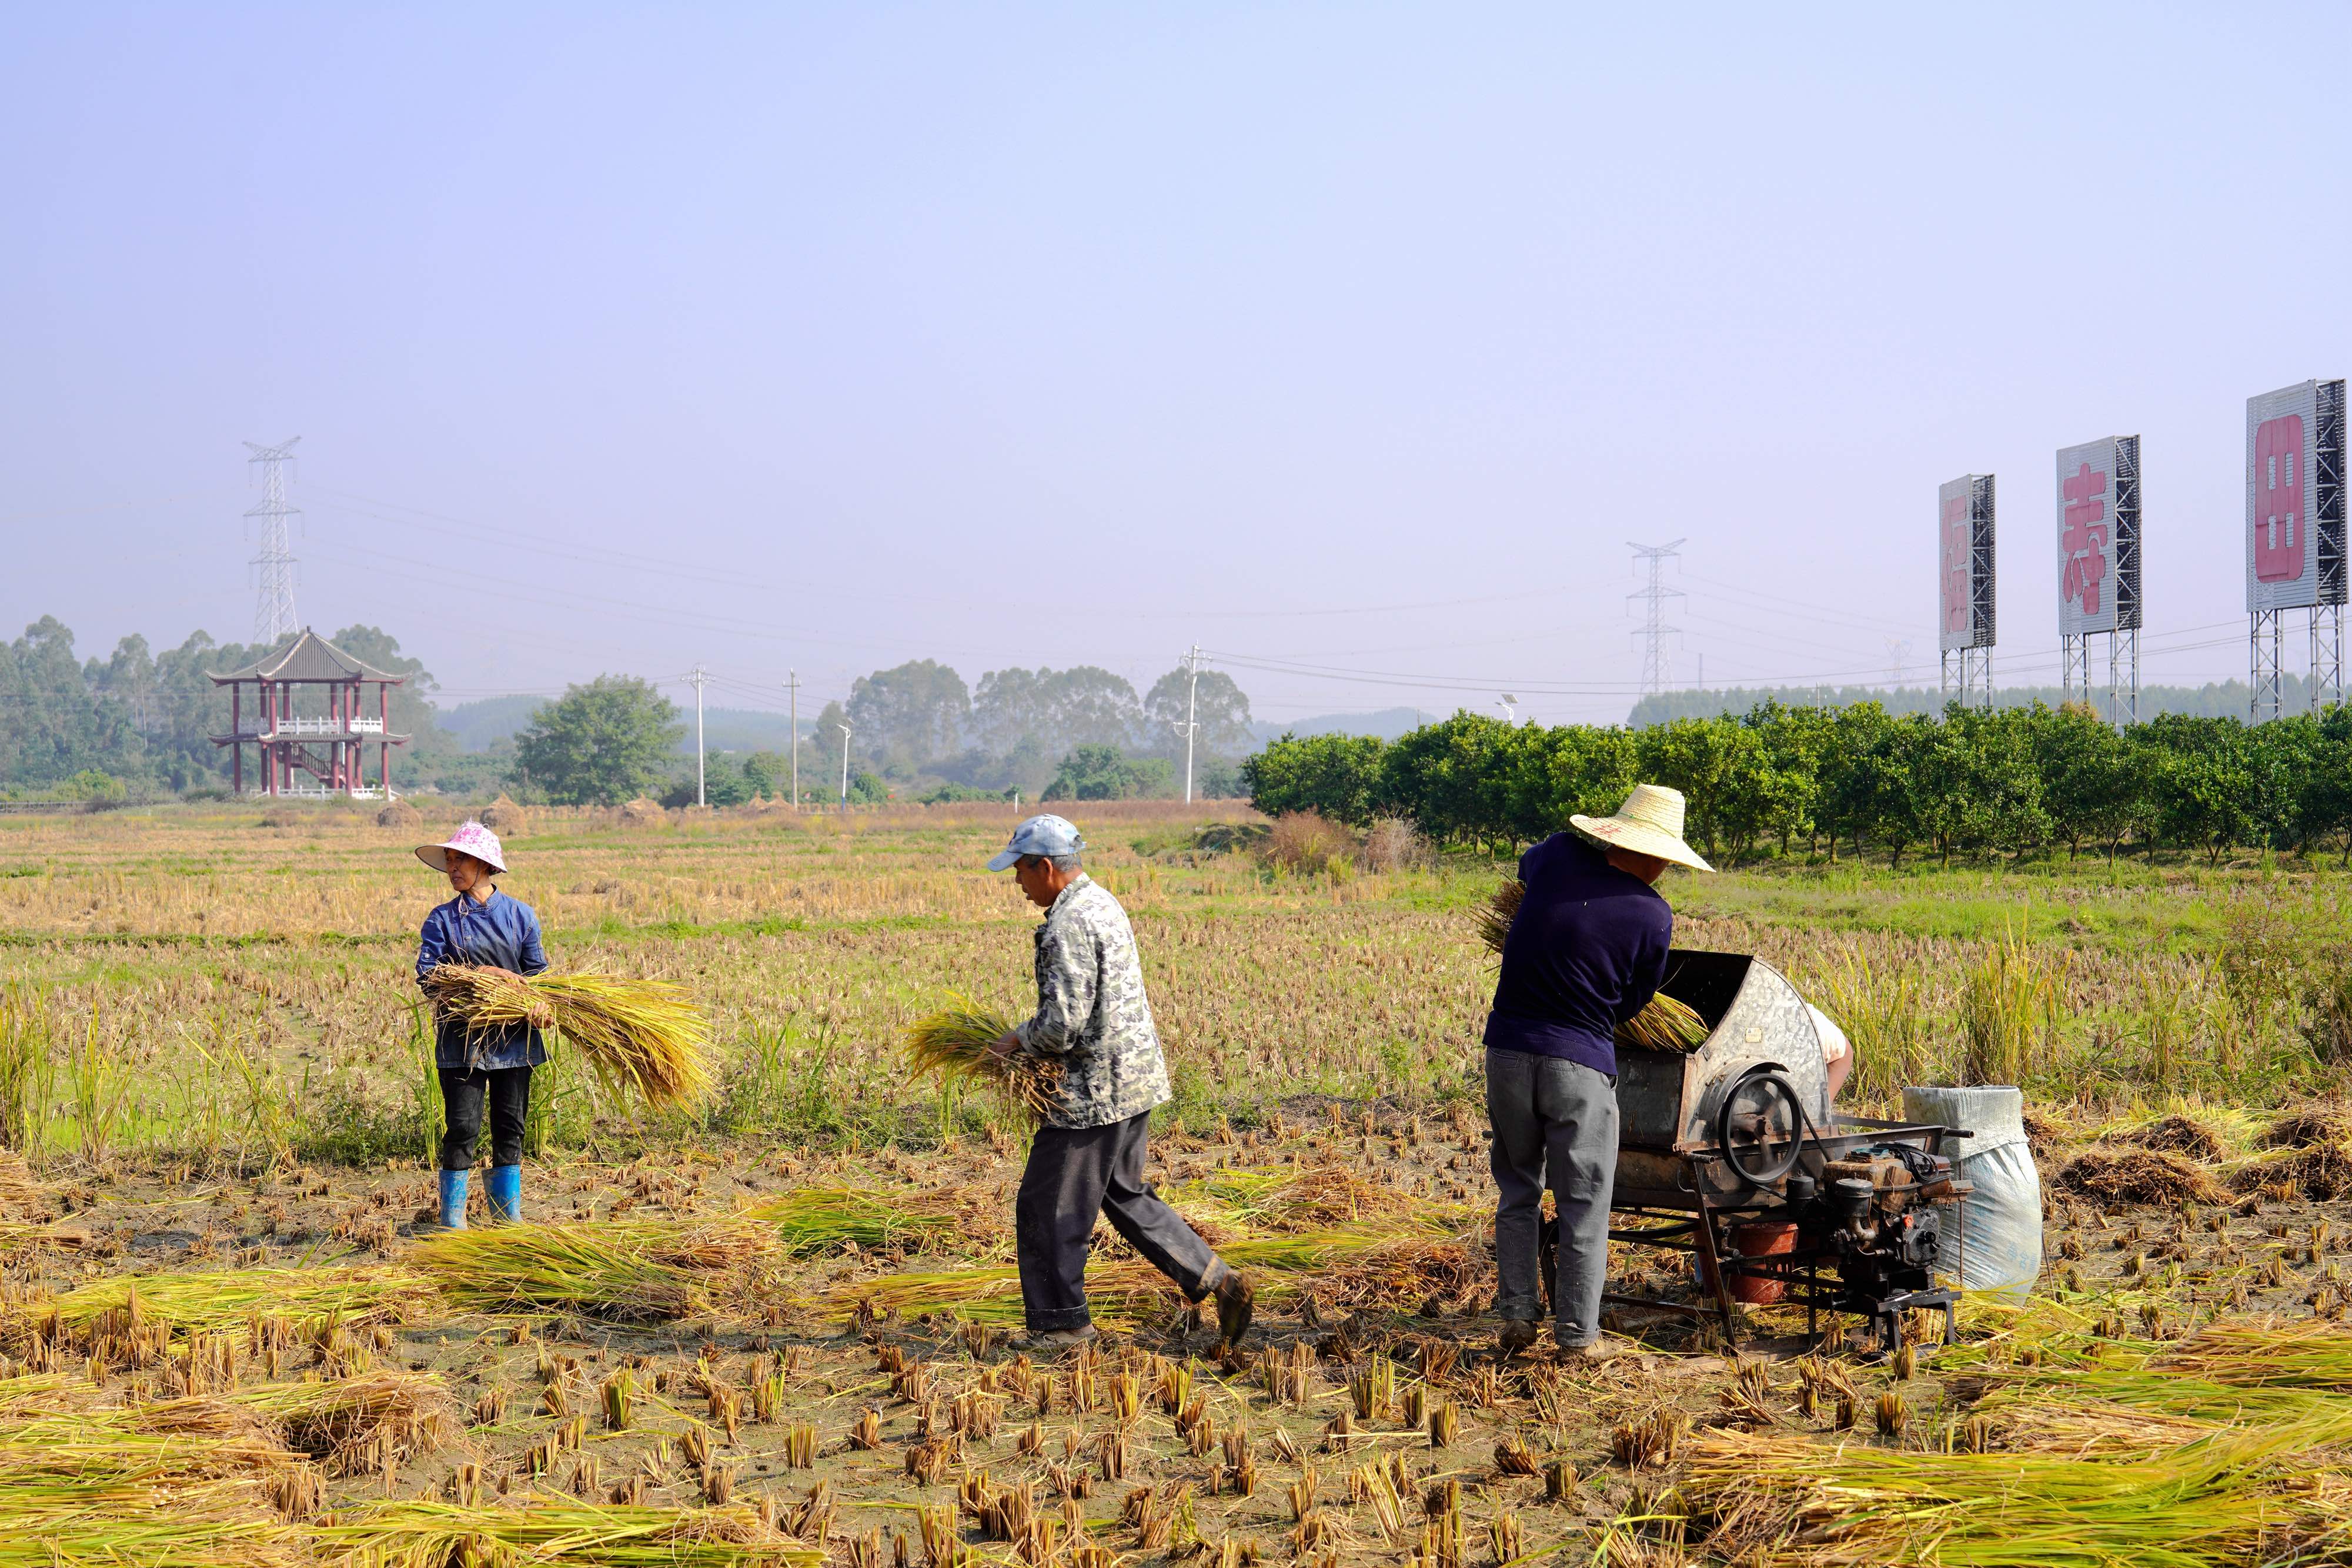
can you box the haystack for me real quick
[374,800,423,830]
[2263,1105,2352,1150]
[2227,1141,2352,1201]
[2051,1148,2224,1206]
[2123,1114,2224,1164]
[477,795,529,835]
[619,797,665,827]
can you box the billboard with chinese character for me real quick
[2246,380,2347,612]
[2056,435,2141,635]
[1939,474,1995,651]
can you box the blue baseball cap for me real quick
[987,814,1085,871]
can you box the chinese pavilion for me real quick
[209,628,410,798]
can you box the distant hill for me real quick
[1625,677,2321,727]
[437,696,808,755]
[1248,707,1438,743]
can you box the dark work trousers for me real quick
[1015,1111,1225,1333]
[440,1066,532,1171]
[1486,1048,1618,1346]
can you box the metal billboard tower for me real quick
[1628,539,1685,696]
[1937,474,1996,709]
[2056,436,2141,727]
[243,438,302,644]
[2247,380,2347,719]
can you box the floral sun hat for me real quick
[415,820,508,875]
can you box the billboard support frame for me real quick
[1938,473,1996,711]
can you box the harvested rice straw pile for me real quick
[0,1423,307,1566]
[1475,881,1710,1051]
[752,1186,1001,1258]
[1684,1412,2352,1568]
[904,999,1061,1116]
[142,1373,457,1477]
[33,1268,435,1349]
[420,965,713,1111]
[311,1497,826,1567]
[831,1211,1482,1328]
[412,1219,779,1322]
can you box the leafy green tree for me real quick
[2135,714,2254,862]
[0,617,142,789]
[1144,668,1254,762]
[512,676,684,805]
[1634,717,1780,865]
[1502,724,1635,845]
[1745,700,1833,855]
[846,660,970,773]
[2031,704,2140,861]
[2296,706,2352,863]
[1915,706,2049,864]
[1381,711,1519,850]
[1241,732,1389,825]
[1041,744,1175,801]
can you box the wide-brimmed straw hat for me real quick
[1571,784,1713,873]
[416,820,508,875]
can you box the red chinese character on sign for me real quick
[1941,495,1969,636]
[2060,462,2109,616]
[2255,414,2305,583]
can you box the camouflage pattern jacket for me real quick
[1015,875,1172,1129]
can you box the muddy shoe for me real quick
[1558,1337,1630,1365]
[1014,1325,1100,1355]
[1496,1318,1539,1356]
[1214,1268,1256,1347]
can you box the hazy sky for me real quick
[8,4,2351,726]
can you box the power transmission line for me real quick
[243,439,302,643]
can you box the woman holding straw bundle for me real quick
[1483,784,1711,1362]
[413,821,545,1232]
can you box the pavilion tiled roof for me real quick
[207,628,408,685]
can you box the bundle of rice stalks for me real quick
[2050,1148,2224,1206]
[2226,1141,2352,1201]
[420,965,712,1110]
[1685,1414,2352,1568]
[751,1188,999,1258]
[1473,882,1710,1051]
[32,1268,433,1350]
[311,1496,826,1567]
[903,1000,1060,1116]
[1956,1318,2352,1426]
[1617,994,1710,1052]
[0,1419,310,1563]
[2123,1114,2224,1163]
[413,1220,776,1322]
[1171,1164,1419,1232]
[1474,879,1525,954]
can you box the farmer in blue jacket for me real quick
[414,820,546,1231]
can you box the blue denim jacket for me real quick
[416,888,549,1074]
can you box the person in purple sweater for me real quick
[1483,784,1713,1360]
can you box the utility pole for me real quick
[1627,540,1686,696]
[784,669,801,811]
[243,438,302,644]
[687,666,709,807]
[1177,645,1203,804]
[836,720,854,811]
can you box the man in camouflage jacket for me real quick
[986,814,1254,1351]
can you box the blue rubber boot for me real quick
[487,1164,522,1224]
[438,1168,470,1231]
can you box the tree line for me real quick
[1244,701,2352,867]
